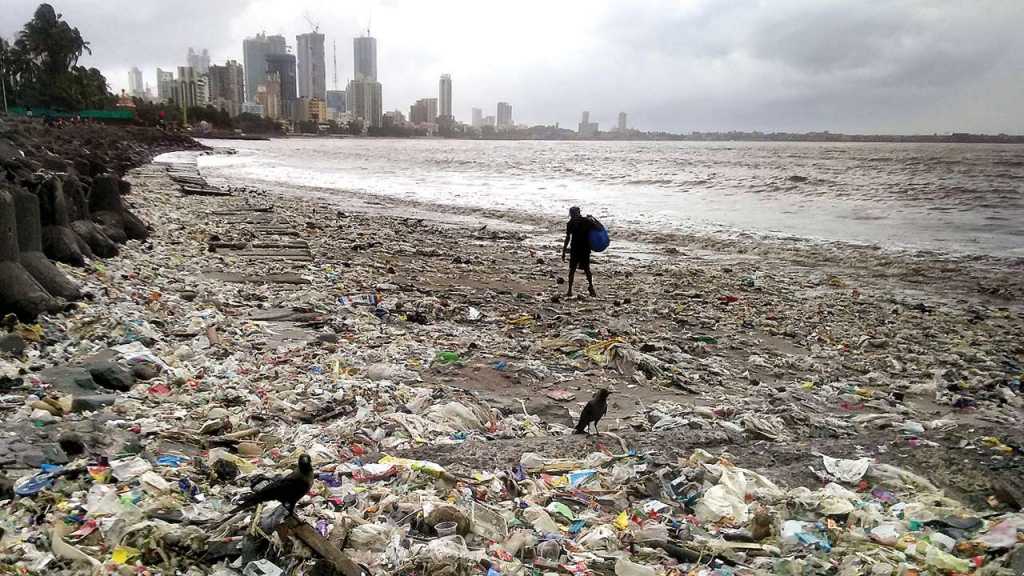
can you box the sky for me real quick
[2,0,1022,134]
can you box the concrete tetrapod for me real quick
[0,187,63,320]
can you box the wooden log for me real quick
[62,174,119,258]
[0,188,63,321]
[277,516,367,576]
[36,175,89,266]
[13,189,81,300]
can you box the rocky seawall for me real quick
[0,118,204,321]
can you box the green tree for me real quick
[5,3,111,110]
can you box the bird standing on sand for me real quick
[574,389,611,434]
[228,454,314,516]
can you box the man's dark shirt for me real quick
[566,215,593,257]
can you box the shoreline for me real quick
[1,143,1022,572]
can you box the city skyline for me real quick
[2,1,1022,133]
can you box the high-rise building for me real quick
[438,74,452,121]
[297,32,326,101]
[471,107,482,128]
[383,109,406,127]
[617,112,627,132]
[578,111,598,137]
[497,102,512,130]
[482,115,496,127]
[187,48,210,75]
[346,78,382,128]
[176,66,208,112]
[156,68,175,102]
[208,60,245,117]
[127,67,143,98]
[266,53,298,120]
[243,33,287,103]
[257,72,282,120]
[326,90,346,113]
[353,35,377,81]
[409,98,437,125]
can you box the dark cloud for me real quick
[2,0,1021,133]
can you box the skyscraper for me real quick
[471,107,482,128]
[266,53,298,120]
[297,32,326,100]
[438,74,452,121]
[176,66,208,111]
[209,60,245,117]
[579,111,598,137]
[243,33,287,102]
[497,102,512,129]
[354,35,377,81]
[347,78,382,128]
[156,68,175,102]
[617,112,627,132]
[187,48,210,75]
[128,67,143,97]
[257,72,282,120]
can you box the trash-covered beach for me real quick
[1,132,1023,575]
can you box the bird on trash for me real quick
[228,454,314,516]
[574,389,611,435]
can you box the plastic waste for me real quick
[615,556,657,576]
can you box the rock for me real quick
[86,360,135,392]
[57,432,86,456]
[0,333,26,357]
[425,503,471,535]
[131,361,161,381]
[213,458,239,482]
[20,443,68,468]
[70,394,117,412]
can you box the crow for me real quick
[228,454,314,516]
[574,389,611,434]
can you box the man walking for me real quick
[562,206,597,297]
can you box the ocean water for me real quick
[192,138,1024,258]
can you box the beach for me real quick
[1,133,1023,573]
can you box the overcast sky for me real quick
[3,0,1022,133]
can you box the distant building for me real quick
[471,108,482,128]
[578,111,598,137]
[497,102,512,130]
[326,90,346,113]
[409,98,438,125]
[482,115,496,127]
[241,101,265,116]
[243,33,287,103]
[297,32,326,101]
[208,60,245,117]
[383,109,407,127]
[156,68,175,102]
[266,53,298,120]
[354,35,377,81]
[187,48,210,75]
[128,67,143,98]
[617,112,627,132]
[176,66,208,114]
[347,78,382,128]
[307,97,327,123]
[256,72,282,120]
[438,74,452,121]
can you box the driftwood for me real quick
[13,189,81,300]
[276,515,367,576]
[63,173,118,258]
[0,188,62,320]
[37,175,89,266]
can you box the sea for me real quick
[188,138,1024,258]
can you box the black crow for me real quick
[574,389,611,434]
[229,454,314,516]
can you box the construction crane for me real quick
[304,13,319,34]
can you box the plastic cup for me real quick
[435,521,458,537]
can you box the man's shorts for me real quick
[569,250,591,271]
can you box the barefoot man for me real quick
[562,206,597,297]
